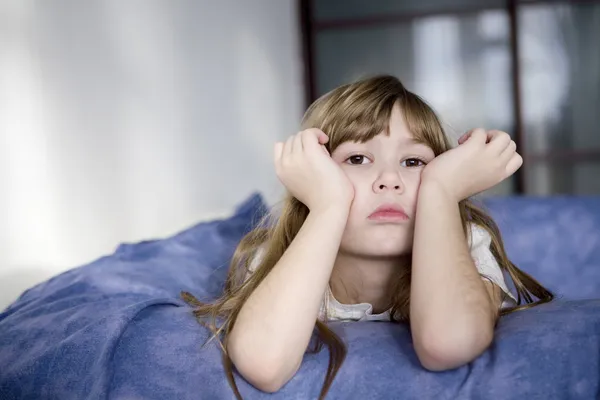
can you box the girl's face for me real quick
[331,104,436,258]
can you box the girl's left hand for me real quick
[421,128,522,202]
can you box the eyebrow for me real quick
[405,137,428,145]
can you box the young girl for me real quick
[182,75,553,399]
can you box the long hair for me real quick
[181,75,554,399]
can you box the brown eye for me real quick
[346,155,370,165]
[402,158,425,167]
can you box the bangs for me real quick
[399,94,450,156]
[317,98,396,152]
[301,75,451,155]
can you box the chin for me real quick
[371,244,411,258]
[340,224,414,258]
[341,237,412,258]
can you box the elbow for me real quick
[414,327,494,372]
[227,337,299,393]
[416,346,465,372]
[241,364,291,394]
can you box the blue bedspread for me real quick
[1,194,599,399]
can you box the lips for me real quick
[368,204,409,221]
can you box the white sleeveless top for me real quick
[247,223,517,322]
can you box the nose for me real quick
[373,170,404,193]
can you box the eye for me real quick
[401,158,426,168]
[345,154,371,165]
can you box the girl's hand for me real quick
[274,129,354,214]
[422,128,522,202]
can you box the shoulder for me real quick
[466,222,496,266]
[466,222,518,305]
[467,222,492,250]
[243,245,267,282]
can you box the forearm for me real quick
[228,206,348,391]
[410,181,495,370]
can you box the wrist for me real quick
[309,203,351,223]
[419,175,460,204]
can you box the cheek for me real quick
[403,171,423,201]
[341,169,367,193]
[402,170,422,194]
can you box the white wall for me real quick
[0,0,303,309]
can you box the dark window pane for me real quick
[314,0,506,22]
[519,3,600,154]
[526,161,600,195]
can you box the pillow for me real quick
[483,196,600,300]
[1,193,599,399]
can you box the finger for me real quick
[505,153,523,176]
[317,130,329,145]
[283,135,294,156]
[302,128,329,147]
[318,131,332,156]
[293,131,304,154]
[488,130,512,154]
[301,128,328,152]
[499,140,517,163]
[458,130,473,145]
[468,128,488,144]
[273,142,284,162]
[300,129,318,152]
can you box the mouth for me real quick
[368,204,409,222]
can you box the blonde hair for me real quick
[181,75,553,399]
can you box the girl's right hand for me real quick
[274,129,354,214]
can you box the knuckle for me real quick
[280,155,292,167]
[301,130,313,140]
[490,129,508,141]
[473,128,486,136]
[303,128,321,136]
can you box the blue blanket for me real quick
[1,194,599,399]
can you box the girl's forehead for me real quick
[334,133,431,153]
[349,130,422,146]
